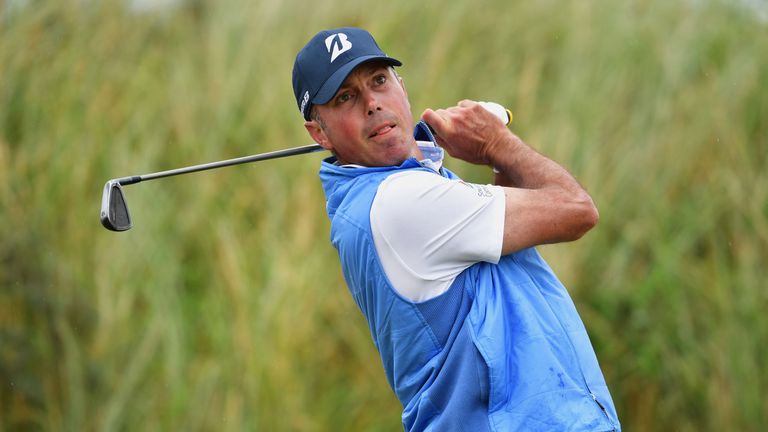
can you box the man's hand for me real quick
[421,100,599,254]
[421,100,512,166]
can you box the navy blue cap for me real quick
[292,28,402,120]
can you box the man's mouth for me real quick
[369,123,396,138]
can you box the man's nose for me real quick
[363,92,382,116]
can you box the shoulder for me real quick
[377,170,448,201]
[370,170,505,301]
[373,170,502,223]
[375,169,490,200]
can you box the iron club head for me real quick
[100,180,132,231]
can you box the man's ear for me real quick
[304,120,332,151]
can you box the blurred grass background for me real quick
[1,0,766,430]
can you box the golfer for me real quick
[293,27,621,431]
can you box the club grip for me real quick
[478,101,513,125]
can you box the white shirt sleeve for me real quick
[370,170,505,302]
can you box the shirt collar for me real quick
[335,142,444,172]
[416,140,444,172]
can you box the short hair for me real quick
[310,107,325,129]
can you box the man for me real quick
[293,27,621,431]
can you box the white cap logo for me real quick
[300,91,310,115]
[325,33,352,63]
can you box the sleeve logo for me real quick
[458,181,494,198]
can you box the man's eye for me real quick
[337,93,351,103]
[375,75,387,85]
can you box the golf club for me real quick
[100,102,512,232]
[100,143,324,231]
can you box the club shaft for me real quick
[116,144,324,185]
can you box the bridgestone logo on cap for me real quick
[325,33,352,63]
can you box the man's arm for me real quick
[421,100,598,255]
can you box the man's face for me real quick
[304,62,421,167]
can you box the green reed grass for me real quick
[1,0,766,430]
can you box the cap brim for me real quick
[312,55,402,107]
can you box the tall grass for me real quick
[1,0,766,430]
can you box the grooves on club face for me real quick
[100,180,132,231]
